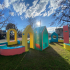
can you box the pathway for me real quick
[0,38,30,43]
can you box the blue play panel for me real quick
[0,44,7,48]
[17,40,21,44]
[0,42,8,45]
[0,40,30,49]
[1,46,25,49]
[27,40,30,44]
[17,40,30,44]
[51,32,58,42]
[49,39,52,43]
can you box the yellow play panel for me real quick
[7,29,17,45]
[22,25,34,52]
[58,39,64,42]
[64,43,70,51]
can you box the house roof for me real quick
[34,26,47,33]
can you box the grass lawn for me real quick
[0,42,70,70]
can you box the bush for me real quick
[0,34,5,40]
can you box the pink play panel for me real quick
[0,47,25,56]
[63,25,69,43]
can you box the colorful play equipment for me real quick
[7,29,17,45]
[63,25,70,50]
[49,32,58,43]
[64,43,70,50]
[63,25,69,43]
[0,42,8,45]
[51,32,58,42]
[17,40,21,44]
[0,40,25,56]
[0,46,25,56]
[1,24,70,56]
[0,25,49,56]
[58,39,64,42]
[0,44,7,48]
[34,26,49,50]
[22,25,34,52]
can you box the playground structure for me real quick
[63,25,69,43]
[63,25,70,50]
[49,32,58,43]
[7,29,17,45]
[0,40,25,56]
[22,25,34,52]
[0,25,70,56]
[34,26,49,50]
[58,39,64,42]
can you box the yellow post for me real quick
[22,25,34,52]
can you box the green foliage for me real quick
[50,0,70,27]
[6,23,18,31]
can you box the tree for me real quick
[50,0,70,27]
[6,23,18,31]
[27,16,36,29]
[6,23,18,39]
[18,30,22,38]
[0,2,11,29]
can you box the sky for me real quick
[0,0,63,33]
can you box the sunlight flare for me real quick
[36,22,40,26]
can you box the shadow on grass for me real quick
[0,44,70,70]
[55,42,63,46]
[50,42,55,45]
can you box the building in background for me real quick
[0,30,6,39]
[55,28,63,37]
[55,27,70,37]
[0,30,6,35]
